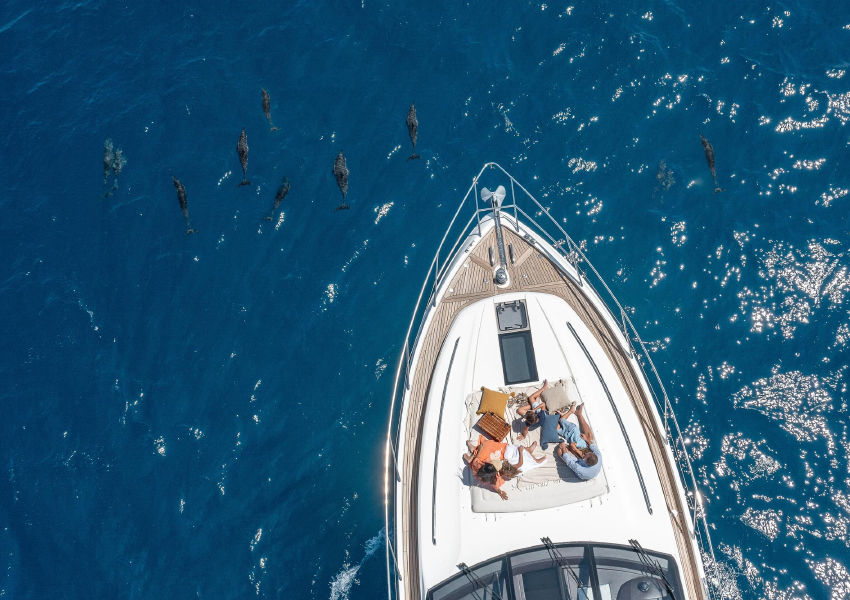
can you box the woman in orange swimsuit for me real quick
[463,435,509,499]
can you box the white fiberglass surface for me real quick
[414,292,690,596]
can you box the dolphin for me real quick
[237,128,252,187]
[265,177,290,221]
[333,151,350,212]
[103,139,114,185]
[110,147,126,192]
[406,102,420,161]
[101,139,127,199]
[172,176,198,235]
[261,88,280,132]
[699,135,724,194]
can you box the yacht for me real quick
[384,164,717,600]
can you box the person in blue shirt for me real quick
[556,403,602,480]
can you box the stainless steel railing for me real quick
[384,163,719,600]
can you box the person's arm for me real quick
[487,474,508,499]
[464,442,482,466]
[560,447,579,467]
[567,442,583,459]
[518,424,529,440]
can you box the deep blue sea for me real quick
[2,1,849,598]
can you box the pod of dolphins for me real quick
[155,94,420,236]
[102,92,727,236]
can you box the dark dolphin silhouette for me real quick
[333,151,350,212]
[237,129,252,187]
[261,89,280,132]
[103,139,114,185]
[699,135,724,194]
[406,102,420,161]
[101,138,127,200]
[265,177,290,221]
[172,176,198,235]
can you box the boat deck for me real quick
[399,225,704,600]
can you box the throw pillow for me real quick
[540,381,570,412]
[477,387,510,416]
[538,411,562,449]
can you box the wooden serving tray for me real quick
[478,412,510,442]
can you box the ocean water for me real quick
[1,0,849,598]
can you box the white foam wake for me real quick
[328,529,384,600]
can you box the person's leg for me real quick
[518,424,529,441]
[559,403,576,421]
[524,448,546,464]
[463,438,481,464]
[559,421,586,448]
[526,379,549,404]
[555,441,566,459]
[575,404,594,442]
[517,404,529,416]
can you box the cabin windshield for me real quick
[427,543,682,600]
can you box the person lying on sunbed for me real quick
[555,404,602,480]
[532,401,577,449]
[503,441,548,475]
[556,402,583,448]
[517,379,549,441]
[464,436,547,499]
[464,435,509,499]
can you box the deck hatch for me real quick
[499,331,539,385]
[496,299,538,385]
[496,300,528,331]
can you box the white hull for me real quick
[385,164,715,600]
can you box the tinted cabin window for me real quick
[499,331,538,385]
[592,546,680,600]
[510,546,592,600]
[428,559,507,600]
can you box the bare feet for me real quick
[555,442,566,457]
[466,439,477,453]
[560,401,577,420]
[541,379,550,390]
[576,403,584,416]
